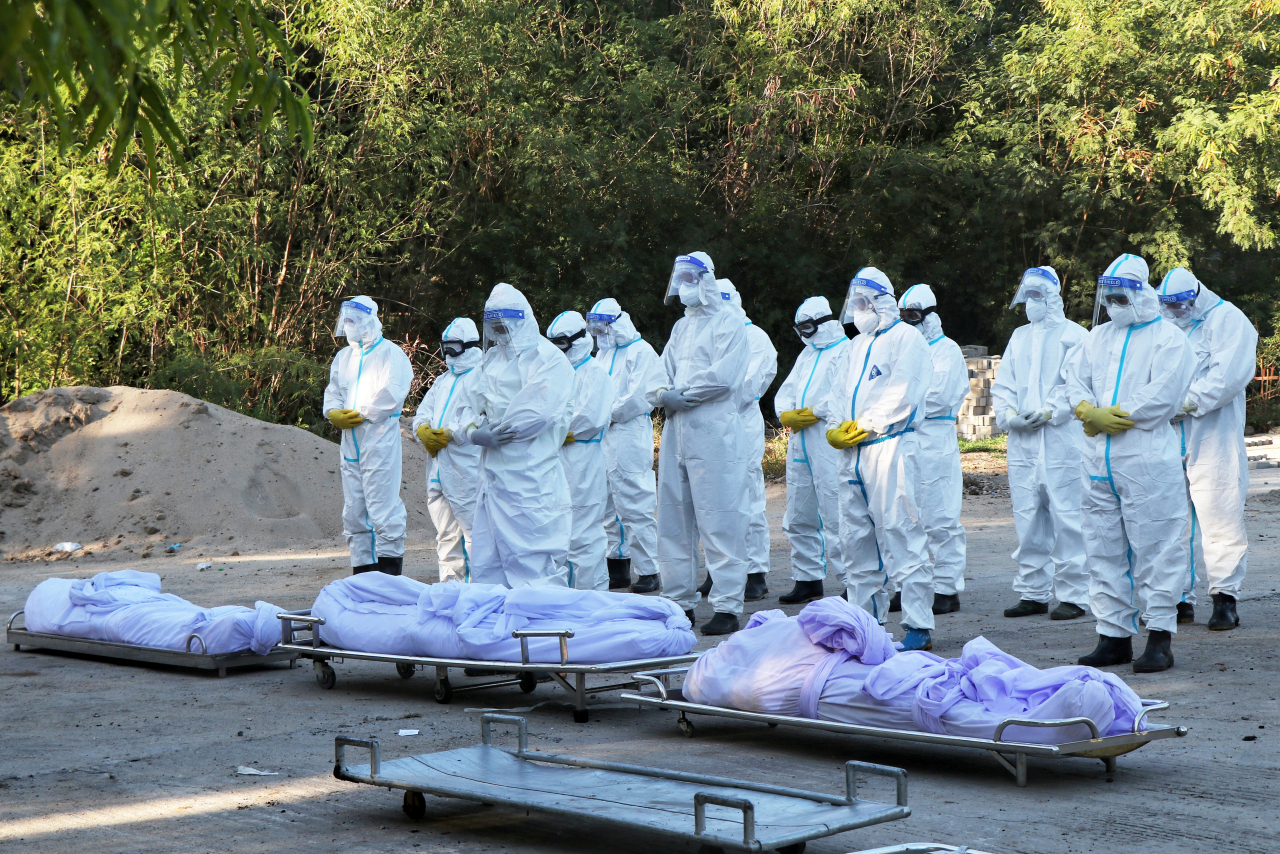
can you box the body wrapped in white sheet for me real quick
[311,573,696,664]
[684,599,1143,743]
[23,570,281,655]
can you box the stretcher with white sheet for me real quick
[277,610,698,721]
[621,667,1188,787]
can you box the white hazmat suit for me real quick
[1158,268,1257,619]
[991,267,1092,613]
[722,279,778,594]
[548,311,615,590]
[588,298,666,587]
[456,284,575,588]
[652,252,752,625]
[323,296,413,572]
[774,297,850,588]
[897,284,969,603]
[1065,255,1195,652]
[817,268,935,641]
[411,318,484,582]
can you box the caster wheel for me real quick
[519,672,538,693]
[572,709,589,723]
[678,717,695,738]
[314,661,336,690]
[776,844,806,854]
[402,790,426,820]
[396,663,416,679]
[434,678,453,704]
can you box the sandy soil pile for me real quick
[0,386,434,562]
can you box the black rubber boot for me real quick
[932,593,960,614]
[779,580,825,605]
[1004,599,1049,618]
[744,573,769,602]
[701,612,740,636]
[1050,602,1087,621]
[1207,593,1240,631]
[607,558,632,589]
[375,555,403,576]
[696,575,713,598]
[1077,634,1133,667]
[1133,630,1175,673]
[352,562,380,575]
[1176,602,1195,624]
[684,609,696,628]
[630,574,660,594]
[888,591,901,613]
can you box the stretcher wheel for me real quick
[396,663,416,679]
[678,717,695,738]
[434,678,453,704]
[776,843,806,854]
[402,790,427,820]
[314,661,336,690]
[573,709,589,724]
[519,672,538,693]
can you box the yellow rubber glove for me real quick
[780,408,820,431]
[1075,401,1134,435]
[328,408,365,430]
[826,420,870,449]
[564,432,576,445]
[417,426,449,456]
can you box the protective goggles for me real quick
[1102,292,1132,307]
[793,314,835,338]
[899,306,936,326]
[549,327,587,352]
[441,339,480,358]
[845,291,877,313]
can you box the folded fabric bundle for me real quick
[684,598,1143,743]
[23,570,282,655]
[310,573,696,664]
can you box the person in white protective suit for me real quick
[773,296,850,604]
[897,284,970,615]
[454,283,576,588]
[411,318,484,582]
[587,298,667,593]
[650,252,753,635]
[991,267,1092,621]
[1066,254,1196,672]
[694,279,777,603]
[323,296,414,575]
[547,310,615,590]
[816,268,936,650]
[1158,267,1257,631]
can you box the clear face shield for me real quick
[482,308,525,350]
[585,311,617,339]
[665,256,712,305]
[793,313,835,339]
[1159,290,1198,322]
[1093,275,1143,327]
[840,284,880,325]
[332,299,373,338]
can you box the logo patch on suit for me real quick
[868,365,883,380]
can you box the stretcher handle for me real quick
[276,611,323,647]
[694,793,755,846]
[481,713,528,754]
[993,715,1100,743]
[510,629,574,666]
[1133,700,1168,734]
[630,673,668,701]
[6,609,24,631]
[335,736,380,778]
[845,760,908,807]
[185,633,208,654]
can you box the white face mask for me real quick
[853,309,880,335]
[1025,299,1048,323]
[1105,302,1139,327]
[679,282,703,307]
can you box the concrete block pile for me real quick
[958,345,1004,441]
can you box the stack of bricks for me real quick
[957,345,1004,440]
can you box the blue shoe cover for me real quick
[896,628,932,651]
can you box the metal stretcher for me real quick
[277,610,698,722]
[6,609,297,677]
[621,667,1188,787]
[334,713,912,854]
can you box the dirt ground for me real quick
[3,430,1280,853]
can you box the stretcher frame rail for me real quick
[6,609,298,677]
[623,668,1188,787]
[277,610,697,721]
